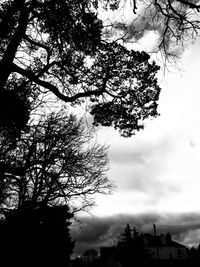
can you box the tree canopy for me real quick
[1,0,200,136]
[0,0,161,137]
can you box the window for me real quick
[177,249,182,258]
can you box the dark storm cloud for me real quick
[72,217,116,243]
[72,212,200,255]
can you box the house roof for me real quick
[142,233,186,248]
[169,240,185,248]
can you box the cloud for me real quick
[105,131,181,198]
[95,72,200,212]
[71,212,200,256]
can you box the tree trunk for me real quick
[0,0,28,89]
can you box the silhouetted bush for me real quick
[0,205,74,266]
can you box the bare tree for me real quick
[0,111,112,214]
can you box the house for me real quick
[100,232,188,263]
[142,233,188,260]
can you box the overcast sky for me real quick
[72,4,200,255]
[72,38,200,254]
[91,36,200,216]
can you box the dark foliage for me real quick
[0,204,74,266]
[0,79,31,139]
[90,44,160,137]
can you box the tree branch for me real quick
[167,0,186,19]
[23,34,51,54]
[0,5,29,88]
[12,63,108,103]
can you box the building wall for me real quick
[149,247,188,260]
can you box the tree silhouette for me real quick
[121,223,132,244]
[118,224,151,266]
[0,0,161,137]
[0,111,112,214]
